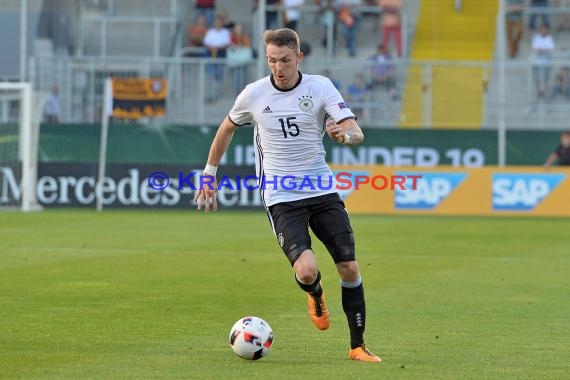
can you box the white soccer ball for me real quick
[229,316,273,360]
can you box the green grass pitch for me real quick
[1,210,569,379]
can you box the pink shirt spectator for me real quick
[378,0,403,57]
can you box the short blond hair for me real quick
[263,28,300,52]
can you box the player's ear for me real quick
[297,51,304,63]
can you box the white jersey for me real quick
[228,72,355,207]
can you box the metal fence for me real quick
[28,55,570,130]
[77,15,178,58]
[80,0,178,17]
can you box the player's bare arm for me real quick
[193,116,238,212]
[326,118,364,146]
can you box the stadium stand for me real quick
[400,0,498,129]
[9,0,569,129]
[485,4,570,129]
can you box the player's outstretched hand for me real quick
[193,175,218,213]
[325,119,344,143]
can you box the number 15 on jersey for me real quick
[279,117,299,138]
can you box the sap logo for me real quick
[492,173,565,211]
[395,172,467,210]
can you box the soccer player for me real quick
[193,28,381,362]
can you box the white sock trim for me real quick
[340,276,362,288]
[296,273,318,285]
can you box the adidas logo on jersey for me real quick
[262,106,272,113]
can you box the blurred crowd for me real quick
[507,0,570,100]
[183,0,404,112]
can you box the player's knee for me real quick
[296,267,318,284]
[294,250,318,283]
[295,262,318,283]
[336,260,360,281]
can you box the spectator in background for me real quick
[369,44,398,100]
[345,72,370,121]
[544,131,570,167]
[187,14,208,47]
[43,84,61,124]
[204,15,231,101]
[554,0,570,32]
[218,9,236,30]
[550,66,570,99]
[254,0,281,30]
[283,0,304,30]
[37,0,75,55]
[195,0,216,28]
[267,0,280,29]
[506,0,525,58]
[321,69,341,91]
[529,0,550,31]
[204,15,231,58]
[338,1,362,57]
[532,25,555,99]
[231,23,251,47]
[230,23,252,94]
[319,0,337,50]
[378,0,403,57]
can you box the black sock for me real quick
[295,270,323,298]
[342,282,366,349]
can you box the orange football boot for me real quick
[348,345,382,362]
[307,289,330,331]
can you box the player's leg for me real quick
[335,260,379,362]
[308,194,381,362]
[293,249,318,289]
[336,260,364,348]
[267,201,330,330]
[293,249,330,331]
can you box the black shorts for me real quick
[267,193,356,265]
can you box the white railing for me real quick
[77,15,178,57]
[28,55,570,130]
[80,0,178,17]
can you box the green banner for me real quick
[505,130,561,166]
[37,124,561,167]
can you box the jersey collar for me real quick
[270,71,302,92]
